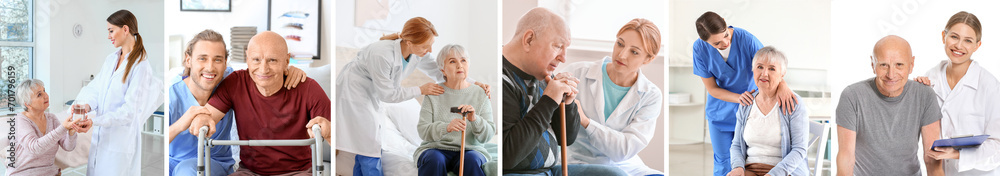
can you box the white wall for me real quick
[35,0,164,111]
[669,0,832,71]
[830,0,1000,175]
[163,0,333,69]
[335,0,500,123]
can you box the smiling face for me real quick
[942,23,981,64]
[106,22,129,48]
[705,28,732,50]
[871,36,914,97]
[185,41,228,92]
[27,86,49,112]
[608,30,654,77]
[753,57,785,94]
[246,32,290,90]
[440,51,469,82]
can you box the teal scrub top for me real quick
[601,61,631,121]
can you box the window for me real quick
[0,0,34,114]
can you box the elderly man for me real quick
[186,31,331,176]
[167,29,309,176]
[836,35,943,176]
[501,7,626,176]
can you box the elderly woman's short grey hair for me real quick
[15,79,45,111]
[751,46,788,74]
[436,44,470,69]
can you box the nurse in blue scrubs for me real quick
[691,11,798,176]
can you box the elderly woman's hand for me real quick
[62,116,80,135]
[447,118,467,132]
[458,104,477,122]
[726,167,745,176]
[474,81,491,99]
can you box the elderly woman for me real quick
[560,18,663,176]
[414,44,495,176]
[7,79,92,175]
[727,46,808,176]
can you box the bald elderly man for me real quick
[501,7,626,176]
[836,35,943,176]
[185,31,332,176]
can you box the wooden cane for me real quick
[459,113,467,176]
[560,101,568,176]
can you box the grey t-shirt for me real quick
[836,78,941,176]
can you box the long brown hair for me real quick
[107,9,146,83]
[945,11,982,41]
[379,17,438,44]
[618,18,661,58]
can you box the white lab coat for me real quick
[924,60,1000,175]
[561,57,663,176]
[335,39,447,158]
[75,49,163,176]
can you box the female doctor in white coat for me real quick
[72,10,163,175]
[561,18,664,176]
[917,11,1000,175]
[335,17,489,175]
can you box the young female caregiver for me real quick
[917,11,1000,175]
[335,17,489,176]
[562,18,664,176]
[72,9,163,175]
[692,11,796,176]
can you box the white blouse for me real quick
[744,100,782,166]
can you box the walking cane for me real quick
[560,98,568,176]
[451,107,469,176]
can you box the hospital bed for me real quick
[196,124,325,176]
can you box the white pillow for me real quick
[301,64,331,98]
[383,99,423,146]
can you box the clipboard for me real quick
[932,135,990,151]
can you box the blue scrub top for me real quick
[692,26,762,130]
[168,67,236,172]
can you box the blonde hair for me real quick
[617,18,661,58]
[380,17,438,44]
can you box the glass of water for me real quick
[73,104,87,120]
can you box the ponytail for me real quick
[380,33,401,40]
[122,33,146,83]
[379,17,437,44]
[107,9,146,83]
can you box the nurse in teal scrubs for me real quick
[691,11,797,176]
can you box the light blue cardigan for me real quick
[730,92,809,176]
